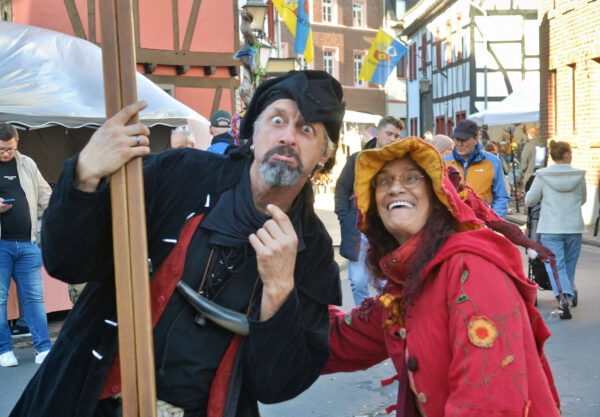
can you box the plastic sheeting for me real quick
[0,22,208,129]
[468,78,539,126]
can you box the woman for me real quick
[325,138,560,416]
[525,140,586,318]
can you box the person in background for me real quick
[446,120,510,218]
[525,140,586,319]
[422,131,433,141]
[334,116,403,306]
[209,109,232,138]
[0,122,52,367]
[425,134,453,158]
[521,127,546,186]
[325,138,561,416]
[170,125,196,149]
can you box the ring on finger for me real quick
[135,135,142,146]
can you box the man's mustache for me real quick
[262,145,302,167]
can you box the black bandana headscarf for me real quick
[239,70,345,144]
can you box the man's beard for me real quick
[259,145,303,186]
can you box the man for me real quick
[334,116,403,305]
[11,70,344,417]
[170,125,196,149]
[445,119,510,218]
[521,127,546,187]
[209,109,232,137]
[0,123,52,367]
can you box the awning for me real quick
[0,22,209,129]
[469,78,539,126]
[343,110,382,125]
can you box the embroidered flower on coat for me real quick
[467,316,498,348]
[379,293,404,330]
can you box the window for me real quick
[421,33,427,75]
[549,69,557,137]
[396,55,406,78]
[435,116,446,134]
[323,0,333,23]
[1,0,11,21]
[410,118,419,137]
[323,49,335,77]
[353,3,363,27]
[435,27,441,71]
[569,64,576,132]
[354,53,364,87]
[446,119,454,136]
[455,111,466,127]
[409,44,417,81]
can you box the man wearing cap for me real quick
[445,119,510,218]
[209,110,232,137]
[11,70,344,417]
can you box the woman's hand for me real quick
[75,101,151,192]
[249,204,298,321]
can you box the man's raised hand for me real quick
[249,204,298,320]
[75,101,151,192]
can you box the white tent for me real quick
[343,110,382,125]
[468,78,539,126]
[0,21,208,129]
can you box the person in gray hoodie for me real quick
[525,140,586,319]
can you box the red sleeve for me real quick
[324,300,389,374]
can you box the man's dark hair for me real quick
[377,116,404,131]
[0,123,18,142]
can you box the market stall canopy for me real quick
[0,22,208,129]
[343,110,382,125]
[468,78,539,126]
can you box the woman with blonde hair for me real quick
[525,140,586,318]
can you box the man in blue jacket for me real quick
[445,120,510,218]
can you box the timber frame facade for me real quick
[6,0,241,117]
[401,0,540,138]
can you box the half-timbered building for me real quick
[401,0,540,138]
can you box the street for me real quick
[1,244,599,417]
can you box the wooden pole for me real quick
[99,1,157,416]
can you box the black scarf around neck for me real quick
[201,162,306,251]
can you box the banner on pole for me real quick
[272,0,314,63]
[359,28,408,86]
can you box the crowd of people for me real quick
[0,69,592,417]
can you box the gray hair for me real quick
[171,125,195,146]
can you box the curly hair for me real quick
[364,177,456,307]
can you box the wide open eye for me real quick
[301,124,315,134]
[271,116,284,125]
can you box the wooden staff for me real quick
[99,1,157,416]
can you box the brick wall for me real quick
[540,0,600,222]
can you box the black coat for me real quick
[334,138,376,261]
[10,148,341,417]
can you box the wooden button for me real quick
[407,356,419,372]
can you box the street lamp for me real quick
[242,0,268,35]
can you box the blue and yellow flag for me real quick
[272,0,314,63]
[360,28,408,86]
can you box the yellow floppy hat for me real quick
[354,137,484,233]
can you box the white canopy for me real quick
[343,110,382,125]
[0,22,208,129]
[468,78,539,126]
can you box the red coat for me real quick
[326,228,561,417]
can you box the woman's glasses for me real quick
[372,170,425,191]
